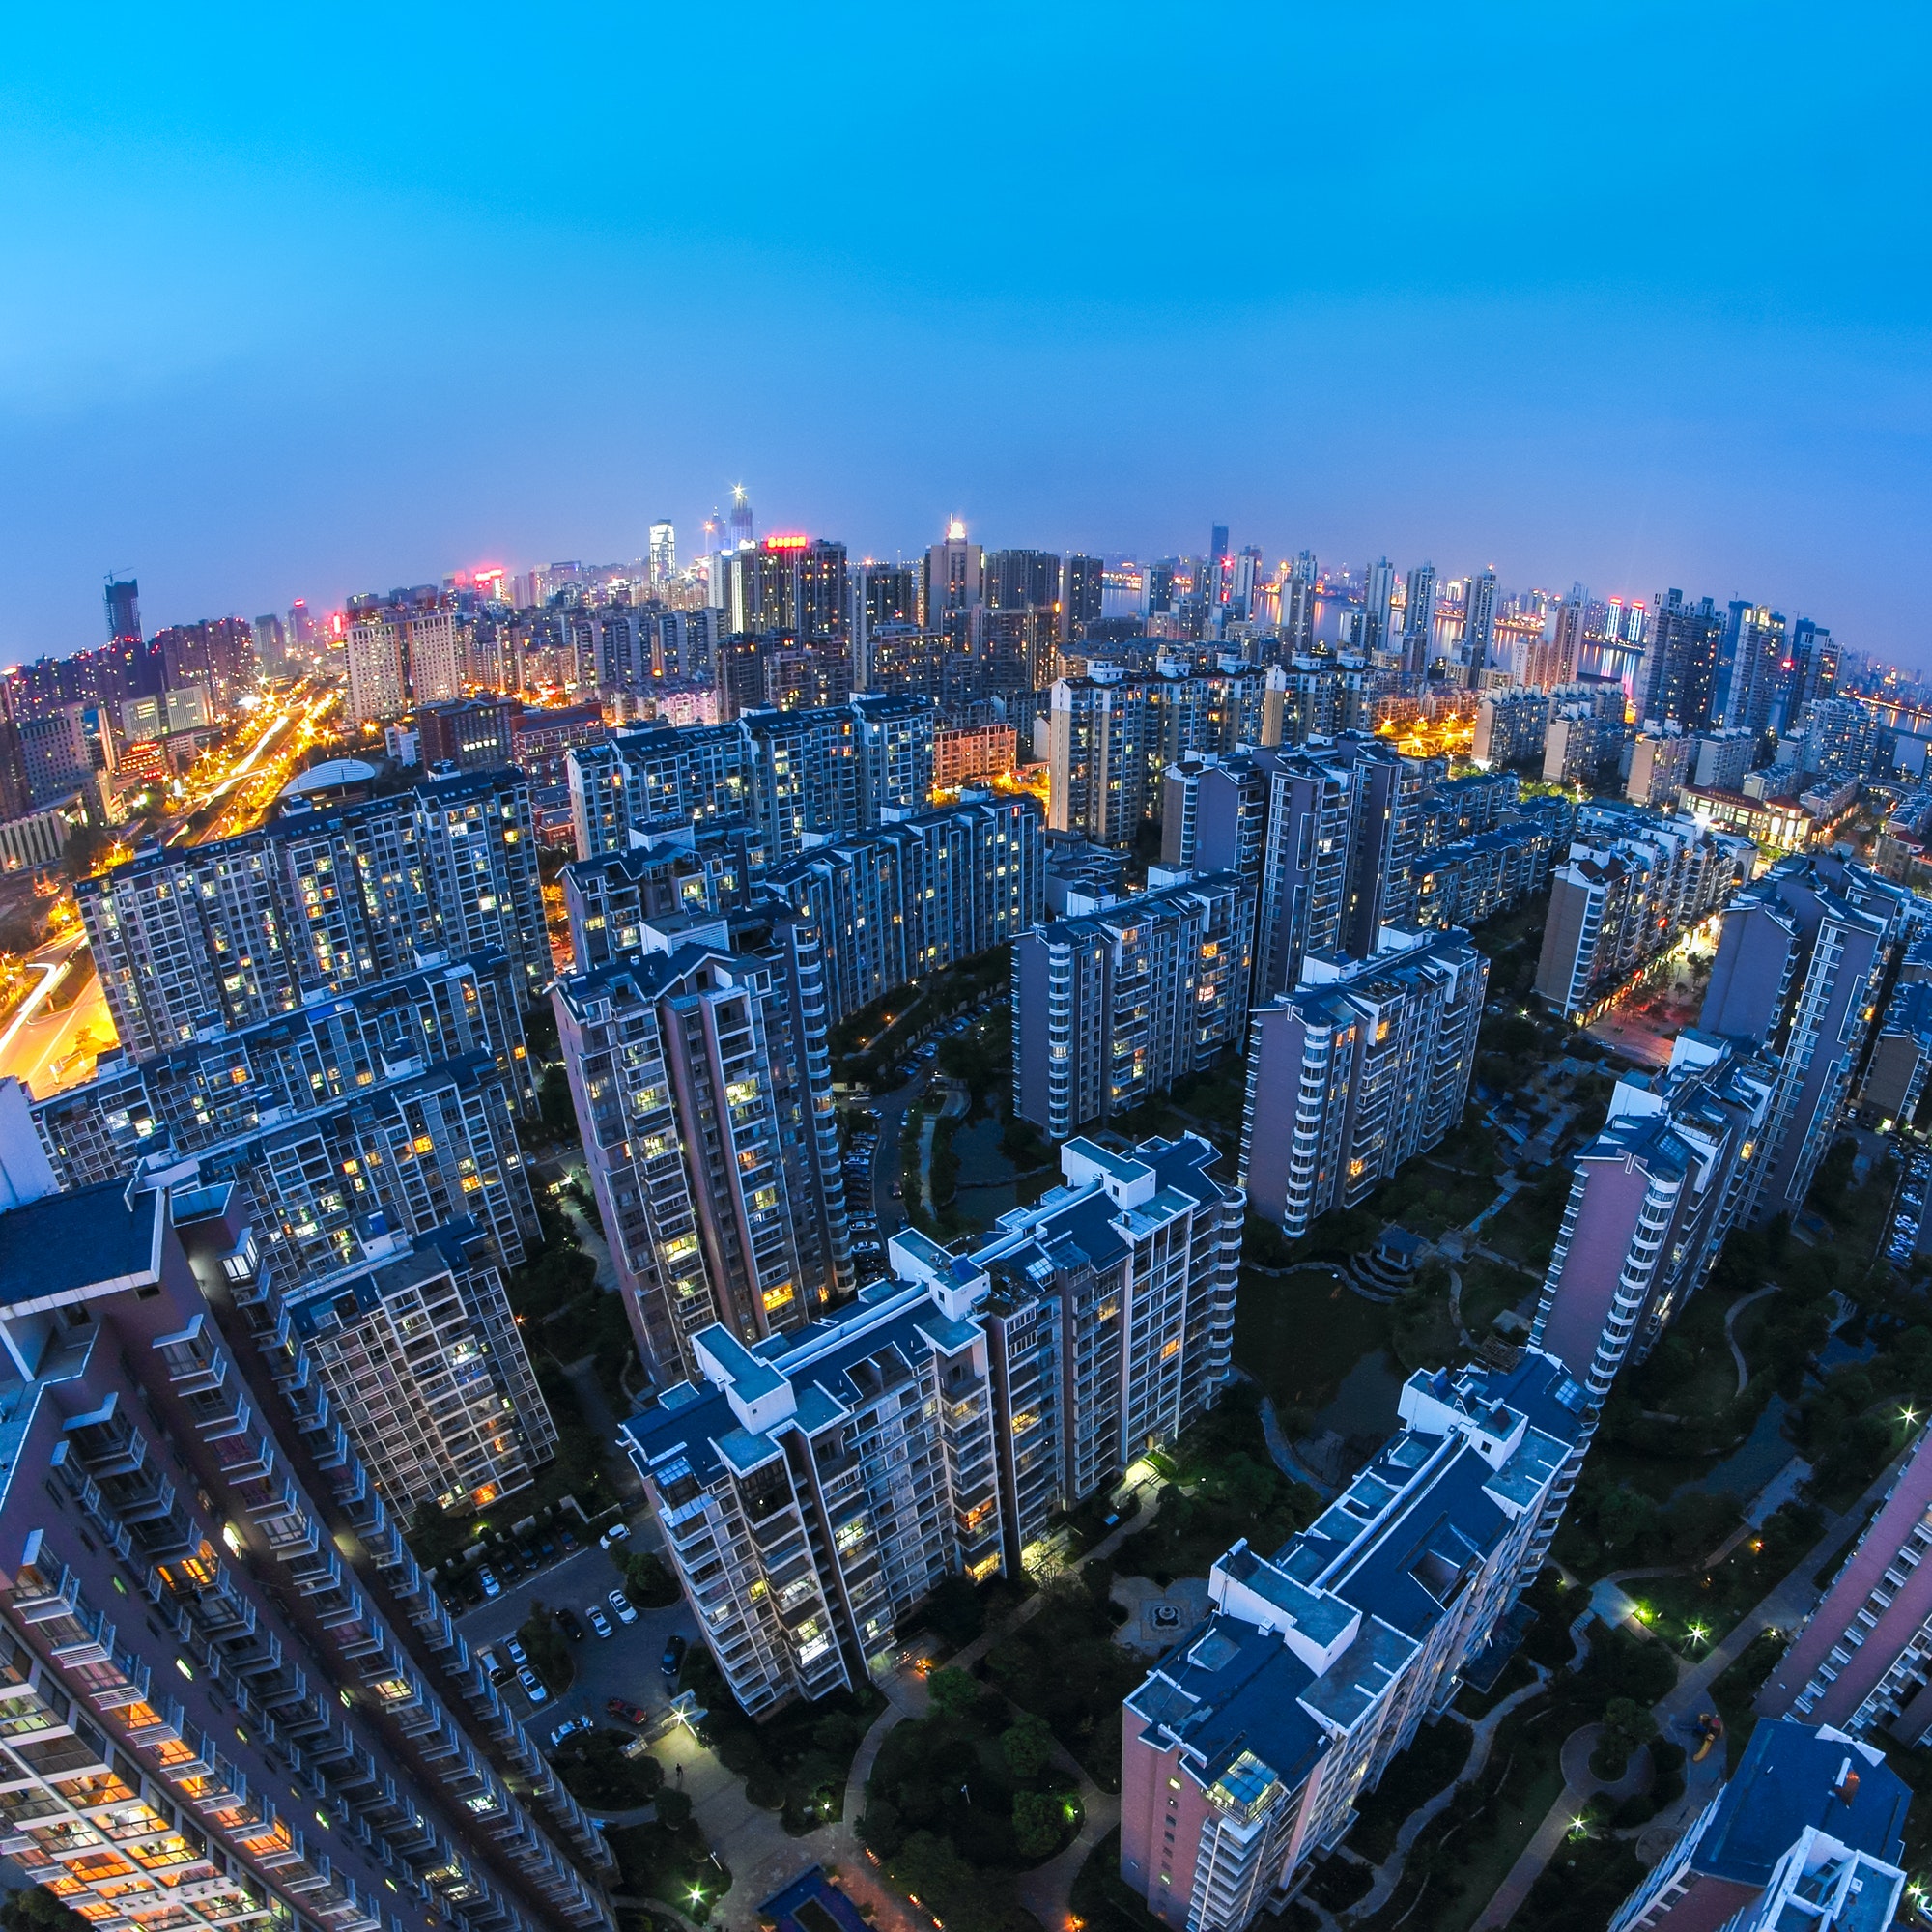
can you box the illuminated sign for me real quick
[763,532,810,551]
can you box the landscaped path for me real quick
[1338,1673,1550,1923]
[1469,1447,1910,1929]
[1248,1382,1338,1499]
[1723,1285,1780,1398]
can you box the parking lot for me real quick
[461,1537,700,1750]
[1889,1143,1930,1266]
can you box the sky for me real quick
[2,4,1930,663]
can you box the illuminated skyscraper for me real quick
[923,516,982,619]
[1064,553,1105,638]
[728,483,754,546]
[648,518,676,586]
[1463,566,1499,672]
[1363,555,1396,655]
[1401,561,1436,679]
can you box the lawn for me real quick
[1234,1266,1393,1415]
[1367,1160,1498,1241]
[606,1803,732,1922]
[1460,1256,1537,1338]
[1480,1169,1571,1271]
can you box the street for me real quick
[0,930,113,1099]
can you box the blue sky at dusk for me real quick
[1,4,1927,661]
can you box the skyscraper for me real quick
[1401,562,1435,679]
[1362,555,1396,656]
[728,483,754,546]
[1064,553,1105,639]
[103,575,141,649]
[648,518,676,586]
[1463,567,1499,673]
[1642,589,1724,730]
[923,517,982,620]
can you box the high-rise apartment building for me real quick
[1470,689,1552,771]
[624,1133,1240,1714]
[1698,854,1915,1224]
[1463,567,1498,672]
[923,518,982,621]
[649,518,676,586]
[1605,1721,1908,1932]
[1625,729,1692,809]
[1534,815,1751,1020]
[1758,1425,1932,1749]
[763,797,1043,1023]
[1400,562,1435,680]
[345,612,410,724]
[1693,725,1757,792]
[1064,554,1105,639]
[1047,669,1149,846]
[1239,926,1487,1234]
[1011,874,1254,1141]
[80,769,549,1056]
[19,706,98,811]
[0,1095,614,1932]
[553,905,852,1378]
[1119,1352,1584,1932]
[104,575,141,649]
[1713,600,1788,737]
[1361,557,1396,657]
[1642,590,1725,732]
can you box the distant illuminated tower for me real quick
[104,575,140,647]
[1402,562,1436,680]
[1464,566,1499,673]
[1363,556,1396,655]
[702,507,726,553]
[648,519,676,587]
[728,485,754,548]
[924,516,982,621]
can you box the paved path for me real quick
[1471,1725,1654,1929]
[1724,1285,1780,1397]
[1341,1674,1549,1923]
[1468,1448,1910,1929]
[1254,1390,1338,1499]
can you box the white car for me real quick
[599,1523,632,1549]
[587,1605,613,1638]
[518,1667,549,1705]
[609,1590,639,1626]
[548,1715,591,1747]
[478,1568,500,1599]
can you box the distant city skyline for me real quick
[2,6,1926,667]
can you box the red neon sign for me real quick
[763,532,810,551]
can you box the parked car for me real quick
[609,1591,638,1625]
[599,1523,632,1549]
[548,1715,591,1747]
[505,1637,527,1667]
[478,1568,501,1600]
[587,1605,613,1638]
[518,1667,549,1705]
[478,1644,508,1683]
[661,1634,687,1680]
[607,1697,651,1728]
[554,1606,586,1642]
[559,1528,580,1553]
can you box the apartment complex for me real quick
[0,1105,612,1932]
[567,694,939,864]
[1469,689,1550,771]
[1010,873,1255,1140]
[1699,854,1919,1224]
[1238,927,1488,1234]
[553,907,852,1379]
[1119,1353,1584,1931]
[621,1135,1240,1715]
[1606,1721,1908,1932]
[1534,814,1753,1019]
[78,767,549,1056]
[762,797,1044,1023]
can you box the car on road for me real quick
[547,1715,591,1747]
[587,1605,613,1638]
[518,1667,549,1705]
[607,1697,651,1728]
[599,1523,631,1549]
[478,1568,500,1599]
[505,1637,527,1667]
[609,1591,638,1625]
[661,1634,687,1680]
[554,1606,586,1642]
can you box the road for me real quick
[0,931,116,1099]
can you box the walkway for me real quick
[1254,1390,1338,1500]
[1724,1285,1780,1397]
[1468,1447,1909,1929]
[1470,1725,1655,1930]
[1341,1674,1549,1922]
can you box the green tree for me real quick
[925,1666,980,1719]
[1000,1712,1055,1777]
[1595,1487,1662,1555]
[1011,1788,1068,1859]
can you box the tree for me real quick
[1011,1789,1067,1859]
[1000,1712,1055,1778]
[1595,1487,1662,1555]
[926,1666,980,1719]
